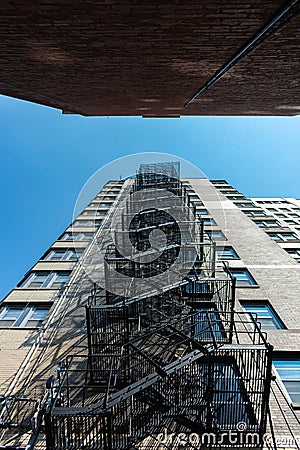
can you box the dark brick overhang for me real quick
[0,1,299,116]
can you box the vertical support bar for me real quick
[229,278,236,344]
[106,413,113,450]
[124,306,131,383]
[212,241,216,278]
[44,412,52,450]
[260,344,274,437]
[104,255,111,304]
[200,218,204,263]
[206,352,214,431]
[86,305,94,383]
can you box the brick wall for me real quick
[0,1,299,116]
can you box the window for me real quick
[268,232,299,242]
[73,219,102,227]
[196,208,209,215]
[211,180,229,185]
[219,190,238,195]
[96,194,116,201]
[82,209,107,216]
[19,271,71,288]
[206,230,226,241]
[289,213,300,218]
[284,249,300,260]
[217,247,239,260]
[234,202,256,208]
[43,249,83,261]
[101,195,116,200]
[273,356,300,407]
[240,301,284,330]
[266,208,277,212]
[50,272,70,289]
[243,210,266,217]
[227,195,246,200]
[98,202,112,207]
[202,218,217,225]
[274,213,287,218]
[279,208,290,212]
[0,304,51,328]
[257,200,283,205]
[193,201,204,207]
[60,232,94,241]
[254,219,281,227]
[284,219,298,225]
[229,268,257,286]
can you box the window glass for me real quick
[273,358,300,406]
[244,210,266,217]
[227,195,246,200]
[268,232,299,242]
[217,247,239,260]
[284,220,298,225]
[101,196,116,200]
[82,210,107,216]
[241,301,284,330]
[47,250,65,260]
[206,230,226,241]
[0,307,24,327]
[60,232,93,241]
[219,190,238,195]
[19,271,71,288]
[20,272,49,288]
[234,202,256,208]
[285,249,300,258]
[254,220,280,227]
[50,272,70,289]
[0,305,51,328]
[70,250,83,261]
[211,180,228,185]
[202,218,217,225]
[25,307,50,327]
[229,269,257,286]
[73,219,102,227]
[45,249,82,261]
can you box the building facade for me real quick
[0,163,299,449]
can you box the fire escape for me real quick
[43,162,273,449]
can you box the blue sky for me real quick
[0,94,299,299]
